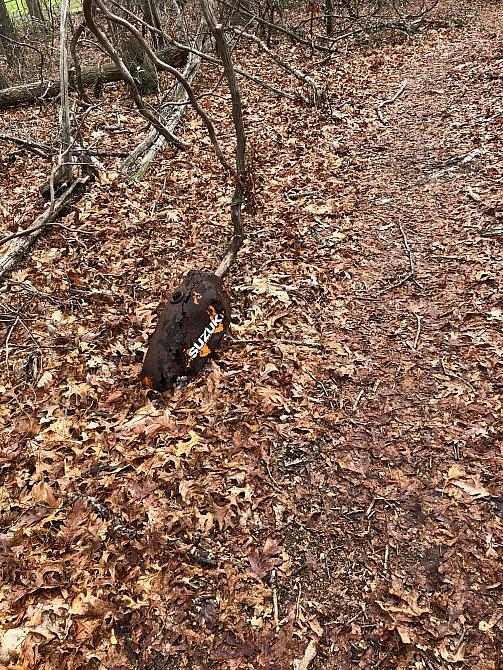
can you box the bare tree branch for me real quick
[229,26,320,104]
[96,0,233,174]
[69,21,93,105]
[0,133,51,157]
[200,0,246,278]
[82,0,188,150]
[59,0,73,184]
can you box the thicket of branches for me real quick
[0,0,442,278]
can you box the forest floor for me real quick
[0,2,502,669]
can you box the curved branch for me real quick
[95,0,233,174]
[69,21,92,105]
[0,31,45,81]
[229,27,320,104]
[82,0,188,150]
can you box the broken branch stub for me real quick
[141,270,231,392]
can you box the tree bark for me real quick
[26,0,45,21]
[325,0,334,35]
[0,0,18,66]
[59,0,73,185]
[0,177,89,281]
[200,0,246,279]
[0,45,187,109]
[143,0,164,49]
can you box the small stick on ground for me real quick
[295,580,302,622]
[271,569,279,628]
[397,219,415,276]
[306,369,334,409]
[373,219,421,297]
[374,271,414,297]
[229,338,323,349]
[376,80,408,123]
[412,314,422,349]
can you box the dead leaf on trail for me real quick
[36,371,54,388]
[251,275,295,305]
[257,386,291,413]
[119,405,181,440]
[451,478,491,498]
[30,482,57,507]
[438,639,466,663]
[248,538,283,578]
[176,430,202,457]
[445,466,492,498]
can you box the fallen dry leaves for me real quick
[0,1,502,668]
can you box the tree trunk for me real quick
[25,0,45,21]
[143,0,164,49]
[0,69,9,89]
[325,0,334,35]
[0,45,187,109]
[0,0,18,66]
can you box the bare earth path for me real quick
[0,4,501,670]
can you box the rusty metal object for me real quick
[141,270,230,391]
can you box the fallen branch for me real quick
[0,177,89,281]
[0,133,51,157]
[376,79,407,123]
[397,219,414,277]
[422,147,485,184]
[0,46,186,110]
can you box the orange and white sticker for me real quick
[188,309,224,359]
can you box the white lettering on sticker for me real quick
[188,313,224,359]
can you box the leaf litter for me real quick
[0,2,502,668]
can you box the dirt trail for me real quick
[0,4,501,670]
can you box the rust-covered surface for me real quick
[141,270,231,391]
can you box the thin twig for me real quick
[83,0,187,150]
[295,580,302,622]
[397,219,414,276]
[306,369,334,409]
[374,271,414,297]
[200,0,246,278]
[229,338,322,349]
[271,569,279,628]
[376,80,408,123]
[383,545,389,575]
[229,27,319,104]
[412,314,422,349]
